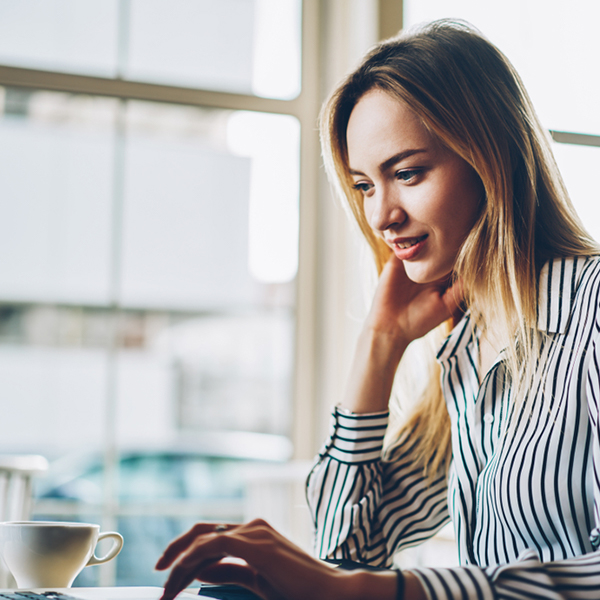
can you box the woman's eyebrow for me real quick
[348,148,428,176]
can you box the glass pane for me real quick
[552,141,600,243]
[0,0,119,77]
[1,86,300,585]
[227,111,300,282]
[0,88,117,305]
[0,305,294,458]
[0,89,300,309]
[119,101,300,309]
[0,88,298,456]
[0,304,111,454]
[0,341,108,454]
[119,102,254,309]
[0,0,302,100]
[156,314,294,436]
[114,311,294,442]
[115,516,202,586]
[404,0,600,134]
[126,0,302,99]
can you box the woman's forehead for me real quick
[346,90,437,171]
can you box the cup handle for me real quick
[87,532,124,566]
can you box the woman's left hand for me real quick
[155,519,398,600]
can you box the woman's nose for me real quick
[367,188,407,232]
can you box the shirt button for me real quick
[483,414,494,423]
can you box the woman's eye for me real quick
[396,169,420,182]
[352,181,373,194]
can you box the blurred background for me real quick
[0,0,598,587]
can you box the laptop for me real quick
[0,585,261,600]
[0,588,201,600]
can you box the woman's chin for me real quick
[403,264,454,286]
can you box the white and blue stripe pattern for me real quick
[306,256,600,599]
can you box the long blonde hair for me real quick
[320,19,598,475]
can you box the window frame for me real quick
[0,0,415,583]
[0,0,323,456]
[0,0,323,585]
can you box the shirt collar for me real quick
[436,311,474,363]
[437,256,593,363]
[537,256,591,333]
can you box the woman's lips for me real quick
[389,234,428,260]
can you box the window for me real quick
[0,0,317,587]
[404,0,600,240]
[0,0,301,98]
[396,0,600,570]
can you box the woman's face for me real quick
[346,89,483,284]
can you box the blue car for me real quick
[33,432,292,586]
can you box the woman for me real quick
[156,19,600,600]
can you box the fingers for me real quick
[161,567,198,600]
[155,522,238,570]
[157,520,355,600]
[158,520,296,600]
[158,521,285,600]
[160,535,253,600]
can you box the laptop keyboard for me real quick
[0,593,80,600]
[198,584,261,599]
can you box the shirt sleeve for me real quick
[407,547,600,600]
[306,406,450,566]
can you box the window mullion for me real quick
[550,130,600,147]
[0,65,303,117]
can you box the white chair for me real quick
[0,454,48,587]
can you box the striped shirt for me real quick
[306,256,600,599]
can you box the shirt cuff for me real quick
[320,406,389,464]
[407,566,494,600]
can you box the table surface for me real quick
[0,588,200,600]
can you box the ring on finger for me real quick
[214,524,228,532]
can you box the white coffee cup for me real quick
[0,521,124,589]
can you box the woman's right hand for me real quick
[341,254,462,414]
[366,254,463,346]
[156,519,400,600]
